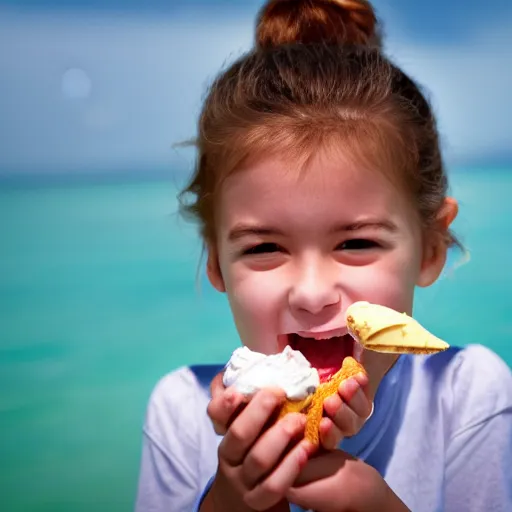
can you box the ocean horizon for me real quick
[1,166,511,511]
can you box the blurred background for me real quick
[0,0,511,510]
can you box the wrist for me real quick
[381,482,410,512]
[202,473,250,512]
[199,486,214,512]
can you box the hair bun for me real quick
[256,0,381,49]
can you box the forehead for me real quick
[217,148,415,229]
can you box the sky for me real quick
[0,0,511,175]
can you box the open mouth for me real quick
[287,332,363,383]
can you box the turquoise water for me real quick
[1,169,511,511]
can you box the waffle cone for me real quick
[278,356,366,447]
[346,301,449,354]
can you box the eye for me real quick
[242,242,282,255]
[336,239,380,250]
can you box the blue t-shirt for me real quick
[135,344,512,512]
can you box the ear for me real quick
[417,197,459,288]
[206,244,226,292]
[439,197,459,230]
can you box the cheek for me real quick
[224,269,285,349]
[353,271,414,310]
[229,280,274,319]
[344,251,420,311]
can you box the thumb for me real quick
[210,371,226,399]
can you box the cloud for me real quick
[0,7,510,174]
[385,19,512,165]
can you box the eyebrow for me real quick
[336,220,398,233]
[228,225,284,242]
[227,220,397,241]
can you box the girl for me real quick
[135,1,512,511]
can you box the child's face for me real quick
[207,146,450,381]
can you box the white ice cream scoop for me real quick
[222,345,320,400]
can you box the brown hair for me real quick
[179,0,459,248]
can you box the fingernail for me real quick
[302,438,317,457]
[224,389,243,409]
[224,389,237,407]
[355,371,369,386]
[282,413,306,435]
[341,377,359,396]
[323,395,338,413]
[296,441,310,468]
[294,415,307,433]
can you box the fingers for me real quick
[244,439,315,511]
[218,388,286,466]
[352,371,369,388]
[215,391,311,511]
[208,371,245,435]
[339,377,373,419]
[286,454,350,512]
[291,449,357,487]
[320,376,374,447]
[241,413,306,487]
[209,371,225,399]
[207,386,247,435]
[319,416,343,450]
[209,373,317,511]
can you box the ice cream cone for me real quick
[278,356,366,447]
[346,301,449,355]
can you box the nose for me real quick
[288,258,340,318]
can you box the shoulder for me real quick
[449,344,512,388]
[412,344,511,393]
[143,364,224,443]
[439,344,512,404]
[136,365,224,508]
[413,344,512,431]
[450,345,512,423]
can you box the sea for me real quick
[1,168,511,511]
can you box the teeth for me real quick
[289,332,363,363]
[295,332,345,340]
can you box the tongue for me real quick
[292,335,354,383]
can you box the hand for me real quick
[319,372,374,450]
[202,372,315,511]
[286,450,410,512]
